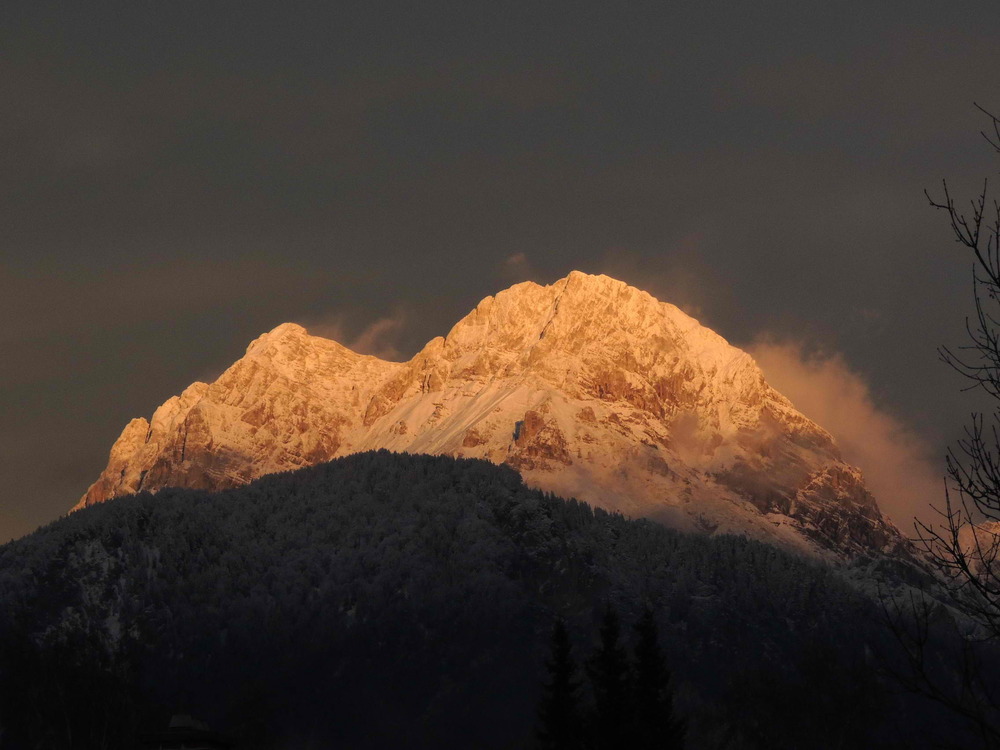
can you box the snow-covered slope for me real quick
[77,271,903,558]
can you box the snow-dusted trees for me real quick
[0,451,979,747]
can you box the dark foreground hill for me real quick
[0,452,984,748]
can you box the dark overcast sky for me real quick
[2,2,998,540]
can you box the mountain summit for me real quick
[78,271,901,557]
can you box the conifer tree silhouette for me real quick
[586,606,632,748]
[537,618,582,750]
[632,608,685,749]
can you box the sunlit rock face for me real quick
[78,271,904,558]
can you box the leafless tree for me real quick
[918,104,1000,632]
[881,105,1000,748]
[880,586,1000,748]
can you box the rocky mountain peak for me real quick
[76,272,903,559]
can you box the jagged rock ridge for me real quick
[78,271,903,558]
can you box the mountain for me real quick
[77,271,901,558]
[0,453,969,748]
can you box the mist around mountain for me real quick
[0,452,988,748]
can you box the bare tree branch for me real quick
[890,105,1000,746]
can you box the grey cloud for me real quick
[1,0,996,537]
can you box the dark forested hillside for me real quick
[0,452,983,748]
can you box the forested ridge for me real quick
[0,451,984,748]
